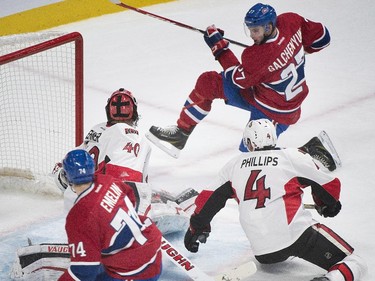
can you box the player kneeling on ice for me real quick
[184,119,367,281]
[58,149,162,281]
[52,88,196,235]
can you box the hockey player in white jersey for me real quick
[184,119,367,281]
[52,88,195,234]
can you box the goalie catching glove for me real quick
[203,24,229,59]
[51,162,70,192]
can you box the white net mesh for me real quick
[0,32,83,176]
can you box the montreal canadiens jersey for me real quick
[59,174,162,281]
[217,148,340,255]
[81,122,151,183]
[218,12,330,125]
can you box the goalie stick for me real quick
[110,0,249,48]
[304,203,315,209]
[161,236,257,281]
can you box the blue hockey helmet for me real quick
[244,3,277,29]
[63,149,95,185]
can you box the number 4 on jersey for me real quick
[244,169,271,208]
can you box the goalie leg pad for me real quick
[151,201,189,235]
[11,243,69,280]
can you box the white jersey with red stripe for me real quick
[81,122,151,183]
[62,122,152,213]
[218,147,340,255]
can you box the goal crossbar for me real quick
[0,32,84,146]
[0,31,84,176]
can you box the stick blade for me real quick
[214,261,257,281]
[318,130,342,168]
[145,131,181,158]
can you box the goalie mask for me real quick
[63,149,95,185]
[243,119,277,151]
[105,88,139,126]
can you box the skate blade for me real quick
[318,131,342,168]
[145,131,181,159]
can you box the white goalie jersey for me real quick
[57,122,152,213]
[81,121,151,183]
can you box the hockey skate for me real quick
[146,125,191,158]
[152,188,199,215]
[300,131,342,171]
[174,188,199,205]
[174,188,199,216]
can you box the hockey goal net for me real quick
[0,31,84,178]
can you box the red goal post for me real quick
[0,31,84,178]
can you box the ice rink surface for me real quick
[1,0,374,280]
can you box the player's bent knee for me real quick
[195,71,224,100]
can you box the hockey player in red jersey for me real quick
[146,3,338,171]
[58,149,162,281]
[184,119,367,281]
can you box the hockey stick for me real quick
[110,0,249,48]
[161,236,257,281]
[304,203,315,209]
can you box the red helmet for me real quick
[105,88,139,125]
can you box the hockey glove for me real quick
[184,224,211,253]
[204,25,229,59]
[315,201,342,218]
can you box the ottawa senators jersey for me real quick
[58,174,162,281]
[218,12,330,125]
[194,148,340,256]
[81,122,151,183]
[62,122,152,214]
